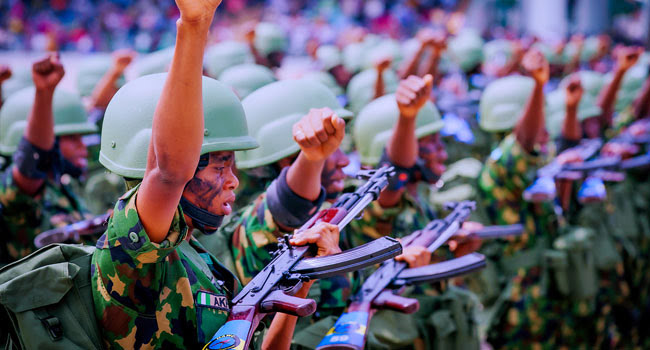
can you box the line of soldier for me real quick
[1,2,649,350]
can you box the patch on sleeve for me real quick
[196,290,230,312]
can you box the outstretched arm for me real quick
[562,74,583,142]
[514,49,549,153]
[89,49,135,110]
[12,54,64,195]
[378,74,433,208]
[596,46,642,130]
[137,0,222,243]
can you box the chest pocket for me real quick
[178,242,232,345]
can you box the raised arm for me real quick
[633,72,650,119]
[378,74,433,208]
[287,108,346,201]
[419,31,447,78]
[563,35,584,75]
[514,49,549,153]
[136,0,221,243]
[0,65,12,109]
[245,25,271,68]
[562,74,583,142]
[12,54,64,195]
[89,49,135,110]
[596,46,642,130]
[374,57,392,100]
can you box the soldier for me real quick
[91,0,342,348]
[245,22,289,69]
[0,53,97,263]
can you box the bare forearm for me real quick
[25,89,55,150]
[89,68,122,109]
[399,46,425,79]
[387,116,417,168]
[151,20,210,176]
[374,70,385,99]
[515,83,545,152]
[420,51,441,78]
[286,152,325,201]
[597,69,625,128]
[562,105,581,141]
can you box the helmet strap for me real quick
[180,196,223,235]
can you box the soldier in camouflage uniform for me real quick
[0,54,97,263]
[90,2,344,348]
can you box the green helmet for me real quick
[0,87,97,156]
[363,39,403,70]
[545,89,602,138]
[316,45,343,71]
[559,70,605,98]
[346,68,399,114]
[218,64,276,99]
[76,56,125,97]
[483,39,514,65]
[236,79,353,170]
[354,94,443,165]
[447,29,484,72]
[609,64,649,112]
[254,22,289,57]
[100,73,258,179]
[1,66,32,101]
[531,42,563,65]
[301,71,344,96]
[342,42,366,74]
[133,47,175,77]
[479,75,535,132]
[562,36,601,64]
[204,41,254,78]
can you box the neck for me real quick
[183,214,195,241]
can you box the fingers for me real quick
[289,222,340,256]
[293,108,345,150]
[395,246,431,268]
[396,75,432,109]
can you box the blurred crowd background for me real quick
[1,0,649,54]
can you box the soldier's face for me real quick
[59,134,88,170]
[418,133,447,176]
[184,151,239,218]
[321,148,350,195]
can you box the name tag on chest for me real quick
[197,290,230,312]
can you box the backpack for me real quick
[0,244,104,350]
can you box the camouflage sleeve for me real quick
[478,134,544,226]
[228,192,288,285]
[0,168,44,260]
[92,185,188,313]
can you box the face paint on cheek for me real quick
[186,173,225,208]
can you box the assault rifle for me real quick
[316,201,486,350]
[205,166,403,350]
[34,213,110,248]
[475,224,524,240]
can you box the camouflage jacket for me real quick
[0,167,89,262]
[477,134,558,256]
[91,185,240,349]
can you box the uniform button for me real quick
[129,232,139,243]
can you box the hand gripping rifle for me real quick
[316,201,486,350]
[33,213,110,248]
[205,166,403,350]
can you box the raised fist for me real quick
[396,74,434,119]
[374,56,393,72]
[565,74,584,108]
[175,0,222,24]
[522,48,549,85]
[614,45,643,72]
[32,53,65,91]
[292,107,346,162]
[112,49,136,74]
[0,65,12,83]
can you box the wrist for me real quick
[34,87,55,96]
[566,105,579,113]
[177,16,213,32]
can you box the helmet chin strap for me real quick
[180,196,224,235]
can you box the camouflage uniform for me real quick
[0,168,90,263]
[91,185,240,349]
[478,134,600,349]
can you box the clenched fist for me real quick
[176,0,222,24]
[374,57,392,72]
[565,74,583,108]
[32,53,65,91]
[112,49,136,74]
[293,108,346,162]
[614,45,643,72]
[522,48,549,85]
[396,74,433,119]
[0,65,12,83]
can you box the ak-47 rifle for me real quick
[205,166,403,350]
[475,224,524,240]
[33,213,110,248]
[316,201,486,350]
